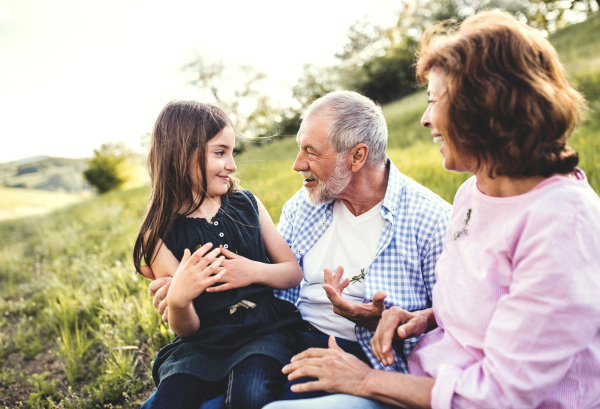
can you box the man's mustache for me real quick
[300,171,319,181]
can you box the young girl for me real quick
[133,101,315,409]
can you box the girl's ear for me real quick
[140,265,156,280]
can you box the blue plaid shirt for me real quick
[275,159,451,372]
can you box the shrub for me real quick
[83,143,134,194]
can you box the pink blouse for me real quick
[408,170,600,408]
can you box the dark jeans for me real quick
[281,332,372,401]
[197,332,373,409]
[142,354,287,409]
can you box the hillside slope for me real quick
[0,12,598,409]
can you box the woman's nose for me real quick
[421,106,431,128]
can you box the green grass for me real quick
[0,186,89,221]
[0,188,171,407]
[0,13,599,408]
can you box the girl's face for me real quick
[421,67,472,173]
[190,125,237,198]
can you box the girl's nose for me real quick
[227,157,237,172]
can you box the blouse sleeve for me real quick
[432,198,600,408]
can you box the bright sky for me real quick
[0,0,398,163]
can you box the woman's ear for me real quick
[350,144,369,172]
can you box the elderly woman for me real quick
[267,10,600,409]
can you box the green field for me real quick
[1,13,599,408]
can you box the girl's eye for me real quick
[215,151,225,156]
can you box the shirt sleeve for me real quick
[432,203,600,409]
[420,209,451,302]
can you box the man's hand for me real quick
[205,246,256,293]
[148,276,171,322]
[370,307,431,366]
[282,336,372,395]
[322,266,386,331]
[141,264,172,322]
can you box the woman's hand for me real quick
[205,246,258,293]
[282,336,372,395]
[370,307,431,366]
[166,243,227,309]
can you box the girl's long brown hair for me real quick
[133,101,239,274]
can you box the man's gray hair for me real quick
[301,91,388,167]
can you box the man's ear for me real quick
[350,144,369,172]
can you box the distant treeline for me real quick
[183,0,597,147]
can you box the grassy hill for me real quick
[0,13,599,408]
[0,186,90,221]
[0,157,91,192]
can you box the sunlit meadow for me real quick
[1,13,599,408]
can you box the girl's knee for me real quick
[226,371,285,409]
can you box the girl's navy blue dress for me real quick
[152,190,315,387]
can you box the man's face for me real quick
[293,114,352,205]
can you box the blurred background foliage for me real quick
[0,4,599,408]
[183,0,598,143]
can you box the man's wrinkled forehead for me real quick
[297,110,331,144]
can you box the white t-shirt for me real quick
[298,199,385,341]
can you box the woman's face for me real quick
[421,67,472,173]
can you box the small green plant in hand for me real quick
[350,268,366,284]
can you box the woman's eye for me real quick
[215,151,225,156]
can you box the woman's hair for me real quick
[416,10,585,178]
[133,101,239,274]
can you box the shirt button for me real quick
[322,222,326,226]
[219,232,224,237]
[223,244,228,249]
[297,250,302,254]
[214,221,219,226]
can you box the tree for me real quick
[181,54,281,149]
[293,0,597,107]
[83,142,134,194]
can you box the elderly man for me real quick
[274,91,450,374]
[147,91,450,403]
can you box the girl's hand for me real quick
[370,307,429,366]
[167,243,227,309]
[206,246,257,293]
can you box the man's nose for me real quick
[293,151,308,172]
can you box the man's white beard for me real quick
[302,156,352,205]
